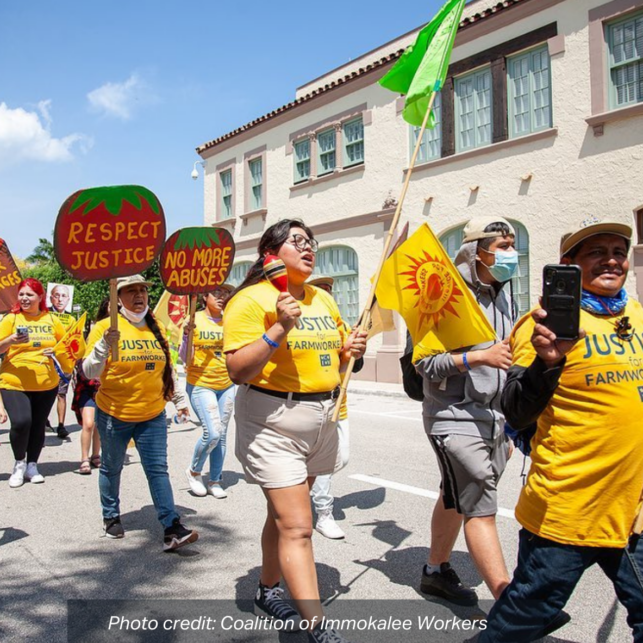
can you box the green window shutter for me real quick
[249,158,263,210]
[317,129,336,175]
[608,13,643,108]
[228,262,252,287]
[343,117,364,167]
[313,246,359,325]
[409,92,442,162]
[220,170,232,218]
[293,139,311,183]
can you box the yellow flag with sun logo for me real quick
[52,312,87,373]
[375,223,496,360]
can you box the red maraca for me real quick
[263,255,289,292]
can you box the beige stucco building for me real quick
[196,0,643,382]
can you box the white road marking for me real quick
[349,473,516,520]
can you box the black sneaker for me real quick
[57,424,69,439]
[542,610,571,637]
[103,517,124,539]
[163,518,198,552]
[46,419,55,433]
[254,582,303,631]
[308,624,351,643]
[420,562,478,606]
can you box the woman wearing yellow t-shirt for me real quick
[181,284,236,499]
[83,274,198,552]
[0,278,66,488]
[224,219,367,643]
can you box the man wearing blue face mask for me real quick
[416,217,521,607]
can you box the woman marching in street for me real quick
[83,275,198,551]
[181,284,236,499]
[0,278,66,487]
[224,219,367,643]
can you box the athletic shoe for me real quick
[308,624,351,643]
[103,517,125,539]
[9,460,27,488]
[207,482,228,499]
[185,468,207,496]
[420,562,478,606]
[57,424,69,439]
[25,462,45,484]
[46,419,55,433]
[542,610,572,637]
[254,582,303,631]
[163,518,198,552]
[315,509,345,540]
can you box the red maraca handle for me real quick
[263,255,289,293]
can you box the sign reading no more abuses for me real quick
[54,185,166,281]
[160,228,235,295]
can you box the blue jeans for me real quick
[187,383,235,483]
[96,409,179,529]
[480,529,643,642]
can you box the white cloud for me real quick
[87,73,152,120]
[0,101,91,169]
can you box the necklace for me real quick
[596,297,634,341]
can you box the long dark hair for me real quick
[96,297,110,322]
[227,218,315,302]
[144,310,175,401]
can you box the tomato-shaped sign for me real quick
[0,238,22,314]
[54,185,166,281]
[160,227,235,295]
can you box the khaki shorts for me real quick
[235,385,341,489]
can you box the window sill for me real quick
[290,163,364,192]
[404,128,558,175]
[213,217,236,230]
[239,208,267,225]
[586,103,643,136]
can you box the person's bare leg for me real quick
[80,407,94,461]
[262,477,324,627]
[57,395,66,426]
[427,496,463,565]
[463,514,510,599]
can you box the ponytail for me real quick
[144,310,175,401]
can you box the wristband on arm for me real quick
[462,352,472,371]
[262,333,279,349]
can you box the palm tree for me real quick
[27,237,55,264]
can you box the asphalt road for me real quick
[0,387,632,642]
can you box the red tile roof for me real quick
[196,0,528,154]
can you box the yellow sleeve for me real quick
[86,320,107,354]
[0,314,15,341]
[223,292,270,353]
[510,311,538,368]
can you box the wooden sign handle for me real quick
[109,279,119,362]
[185,295,197,367]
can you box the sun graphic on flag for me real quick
[168,295,188,326]
[64,338,81,360]
[401,251,463,328]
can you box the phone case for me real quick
[542,265,581,341]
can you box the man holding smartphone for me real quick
[481,219,643,642]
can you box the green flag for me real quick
[379,0,466,127]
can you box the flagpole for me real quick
[109,278,119,361]
[185,294,197,367]
[332,91,438,422]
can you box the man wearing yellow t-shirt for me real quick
[481,219,643,642]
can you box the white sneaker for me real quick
[9,460,27,488]
[207,482,228,499]
[315,509,345,539]
[185,468,207,496]
[25,462,45,484]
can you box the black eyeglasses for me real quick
[287,234,318,253]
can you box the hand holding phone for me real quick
[541,265,581,341]
[14,326,29,343]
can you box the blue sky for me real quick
[0,0,444,259]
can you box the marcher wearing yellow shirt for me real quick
[224,220,367,643]
[481,219,643,642]
[0,278,66,488]
[181,284,236,499]
[83,275,198,552]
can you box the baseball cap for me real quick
[307,275,334,289]
[462,216,516,243]
[116,274,153,292]
[559,218,632,258]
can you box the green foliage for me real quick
[26,237,55,264]
[69,185,161,216]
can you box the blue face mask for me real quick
[485,249,519,282]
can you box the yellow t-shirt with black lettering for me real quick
[49,309,76,331]
[512,301,643,548]
[86,316,168,422]
[187,311,232,390]
[223,281,346,393]
[0,312,66,391]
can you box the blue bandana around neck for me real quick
[581,288,628,315]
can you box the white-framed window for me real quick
[455,67,492,152]
[228,261,252,287]
[294,139,311,183]
[343,117,364,167]
[220,170,232,218]
[313,246,359,325]
[608,12,643,108]
[249,158,263,210]
[438,220,530,318]
[508,46,552,137]
[410,92,442,162]
[317,128,336,176]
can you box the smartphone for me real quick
[542,264,581,341]
[16,325,29,337]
